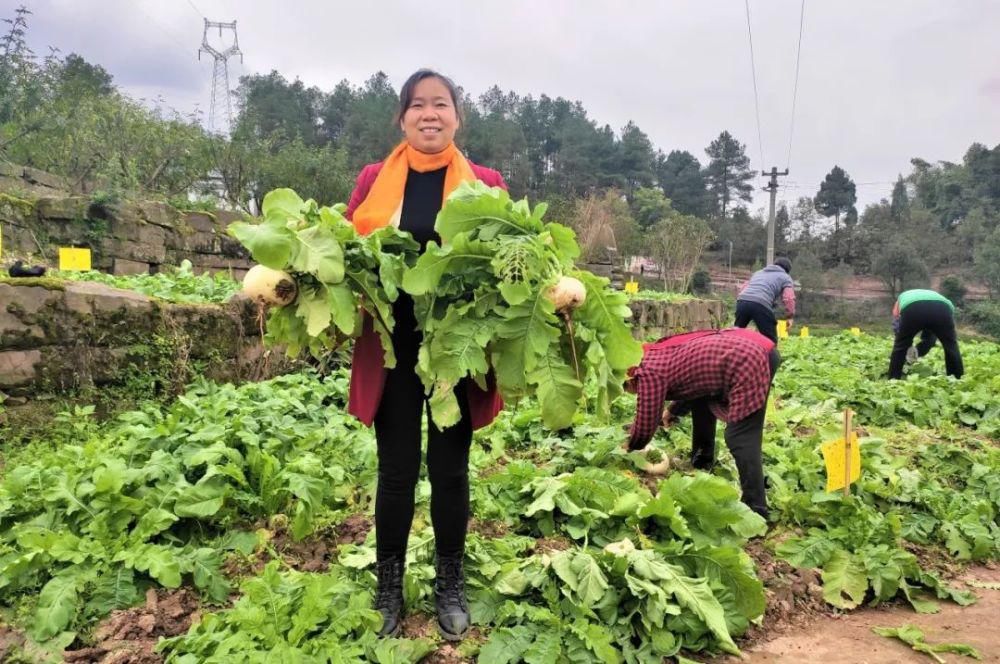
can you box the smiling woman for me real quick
[341,69,508,642]
[397,72,462,154]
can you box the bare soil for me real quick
[62,588,200,664]
[468,518,510,539]
[401,612,481,663]
[713,563,1000,663]
[738,540,836,649]
[222,513,373,578]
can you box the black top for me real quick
[400,167,446,250]
[391,167,447,358]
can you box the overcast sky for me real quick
[17,0,1000,212]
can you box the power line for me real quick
[743,0,766,170]
[134,2,195,59]
[785,0,806,169]
[186,0,205,19]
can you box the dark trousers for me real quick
[734,300,778,343]
[888,300,963,379]
[689,349,780,518]
[374,296,473,559]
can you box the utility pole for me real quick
[198,19,242,134]
[763,167,789,265]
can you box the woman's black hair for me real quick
[396,69,463,125]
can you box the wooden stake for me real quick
[843,408,853,497]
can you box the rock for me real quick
[137,614,157,635]
[104,238,167,264]
[0,309,45,348]
[22,167,68,190]
[137,201,178,229]
[63,647,108,662]
[112,258,151,276]
[63,281,153,316]
[33,196,88,221]
[0,268,293,428]
[213,210,246,226]
[0,284,62,350]
[0,349,42,388]
[185,212,219,234]
[0,283,62,315]
[135,223,168,247]
[186,231,221,253]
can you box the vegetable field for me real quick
[0,331,997,662]
[52,261,241,304]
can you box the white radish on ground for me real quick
[641,448,671,476]
[643,455,671,476]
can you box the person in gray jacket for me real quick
[733,257,795,343]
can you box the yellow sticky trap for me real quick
[624,280,639,295]
[849,327,861,337]
[777,319,788,339]
[59,247,92,271]
[799,326,809,338]
[821,431,861,492]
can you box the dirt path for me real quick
[727,565,1000,663]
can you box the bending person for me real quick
[733,257,795,343]
[625,328,780,519]
[888,288,963,379]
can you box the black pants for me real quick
[374,296,473,559]
[888,300,963,379]
[734,300,778,343]
[688,348,780,518]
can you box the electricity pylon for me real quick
[198,19,242,134]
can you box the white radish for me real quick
[642,448,671,476]
[547,275,587,312]
[243,265,298,306]
[603,538,636,557]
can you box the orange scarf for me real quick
[352,141,475,236]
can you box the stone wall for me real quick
[0,163,89,199]
[0,168,253,278]
[0,277,727,437]
[628,297,728,339]
[0,282,728,394]
[0,280,291,432]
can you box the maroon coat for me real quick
[345,160,507,430]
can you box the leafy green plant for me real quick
[155,562,424,663]
[0,371,373,639]
[403,181,642,430]
[0,325,998,659]
[228,188,419,363]
[54,260,241,304]
[628,290,695,303]
[873,624,981,662]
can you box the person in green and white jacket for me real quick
[889,288,963,379]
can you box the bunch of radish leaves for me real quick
[403,181,642,430]
[228,188,418,366]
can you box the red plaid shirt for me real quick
[628,328,775,449]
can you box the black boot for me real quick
[374,555,404,638]
[434,554,470,641]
